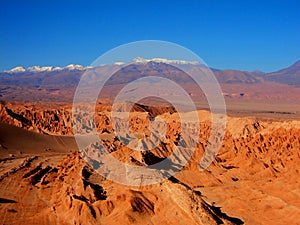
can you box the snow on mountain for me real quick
[27,66,62,72]
[4,64,89,73]
[113,62,126,66]
[3,58,200,73]
[109,58,201,66]
[4,66,26,73]
[132,57,200,65]
[65,64,86,70]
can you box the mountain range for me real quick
[0,58,300,106]
[262,60,300,86]
[2,58,299,86]
[4,64,90,73]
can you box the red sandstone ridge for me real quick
[0,102,299,224]
[0,102,176,135]
[0,151,244,225]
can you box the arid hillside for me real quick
[0,102,299,224]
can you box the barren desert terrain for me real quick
[0,101,299,225]
[1,1,300,224]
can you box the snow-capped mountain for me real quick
[7,66,26,73]
[1,58,300,103]
[4,64,90,73]
[131,57,200,65]
[3,58,202,73]
[27,66,63,73]
[112,58,200,66]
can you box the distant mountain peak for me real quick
[4,64,89,73]
[291,59,300,67]
[5,66,26,73]
[65,64,86,70]
[2,58,202,73]
[27,66,62,72]
[264,59,300,86]
[131,57,200,65]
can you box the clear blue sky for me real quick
[0,0,299,72]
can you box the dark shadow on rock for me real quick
[0,198,17,203]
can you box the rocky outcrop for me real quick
[0,103,73,135]
[1,103,300,225]
[0,152,242,225]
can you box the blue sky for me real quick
[0,0,299,72]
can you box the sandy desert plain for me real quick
[0,60,300,225]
